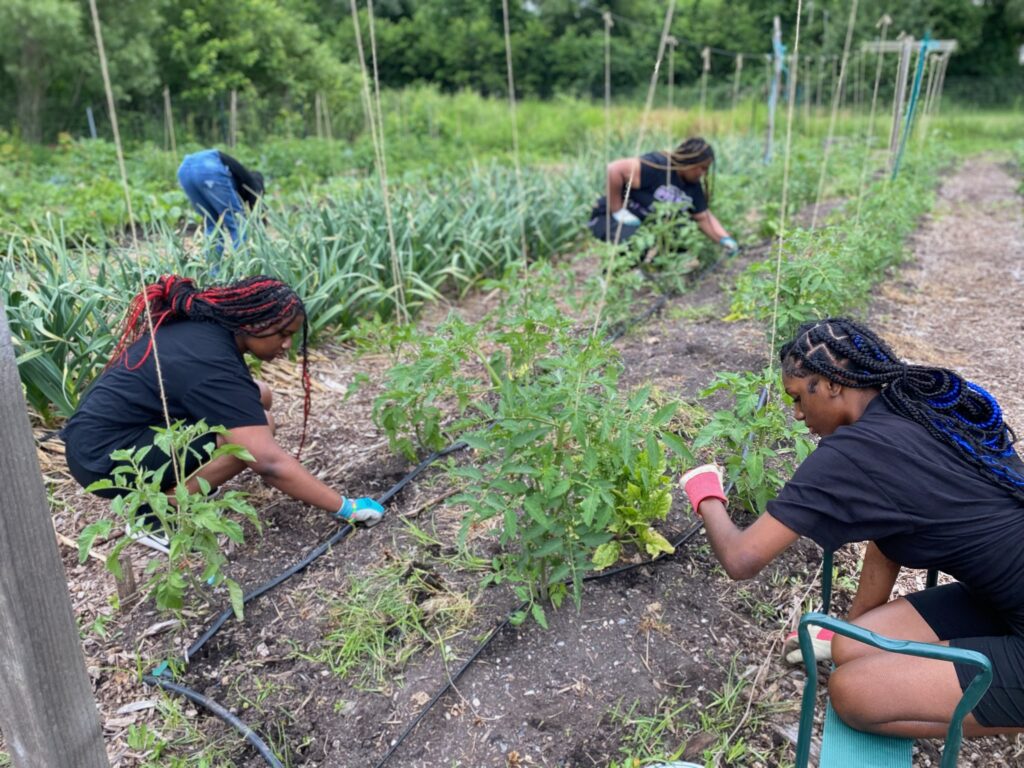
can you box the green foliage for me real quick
[370,265,694,622]
[694,369,814,515]
[729,150,940,344]
[293,559,473,690]
[76,420,261,618]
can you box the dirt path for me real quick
[874,155,1024,427]
[836,155,1024,766]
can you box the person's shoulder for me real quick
[640,150,668,164]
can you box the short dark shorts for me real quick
[906,582,1024,727]
[66,427,213,498]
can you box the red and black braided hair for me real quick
[780,317,1024,500]
[109,274,313,456]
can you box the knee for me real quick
[828,665,873,731]
[831,632,863,667]
[256,380,273,411]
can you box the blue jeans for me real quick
[177,149,246,266]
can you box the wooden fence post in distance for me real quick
[0,307,109,768]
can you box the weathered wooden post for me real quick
[0,307,109,767]
[764,16,783,163]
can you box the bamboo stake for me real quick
[163,85,177,159]
[229,88,238,148]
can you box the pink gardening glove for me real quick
[680,463,727,517]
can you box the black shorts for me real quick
[66,428,213,498]
[906,582,1024,727]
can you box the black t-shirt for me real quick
[624,151,708,221]
[61,321,268,474]
[768,396,1024,633]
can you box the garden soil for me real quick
[26,154,1024,767]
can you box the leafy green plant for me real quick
[77,420,260,617]
[372,276,694,625]
[694,369,814,514]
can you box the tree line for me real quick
[2,0,1021,144]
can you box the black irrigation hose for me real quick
[373,386,772,768]
[373,518,708,768]
[145,258,769,766]
[143,676,286,768]
[148,442,473,766]
[185,441,474,661]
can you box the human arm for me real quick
[605,157,642,214]
[691,209,735,249]
[682,464,801,579]
[846,541,901,621]
[224,424,346,513]
[699,499,802,579]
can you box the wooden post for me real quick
[314,91,324,139]
[699,45,711,132]
[764,16,783,163]
[0,308,110,768]
[162,86,177,159]
[666,36,677,112]
[85,106,98,139]
[228,88,238,148]
[323,93,334,140]
[729,53,743,134]
[888,35,912,171]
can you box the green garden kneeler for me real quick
[794,612,993,768]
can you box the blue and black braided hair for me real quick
[779,317,1024,498]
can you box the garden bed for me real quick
[21,153,1024,768]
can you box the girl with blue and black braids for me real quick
[681,317,1024,740]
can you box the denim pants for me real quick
[177,149,246,265]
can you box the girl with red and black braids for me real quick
[682,317,1024,742]
[62,275,383,546]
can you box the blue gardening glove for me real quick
[719,236,739,256]
[336,497,385,527]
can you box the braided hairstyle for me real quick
[109,275,312,455]
[640,136,715,206]
[780,317,1024,498]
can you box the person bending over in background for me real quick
[61,275,383,553]
[681,317,1024,739]
[177,149,265,265]
[587,136,738,256]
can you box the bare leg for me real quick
[830,650,1024,738]
[832,596,939,665]
[829,597,1024,738]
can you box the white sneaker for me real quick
[125,523,170,555]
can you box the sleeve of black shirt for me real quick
[766,443,908,552]
[218,151,264,208]
[687,181,708,214]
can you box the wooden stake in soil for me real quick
[729,53,743,134]
[163,85,177,159]
[228,88,238,148]
[0,309,110,768]
[699,46,711,131]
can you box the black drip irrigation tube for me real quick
[372,387,770,768]
[138,257,768,766]
[144,439,472,765]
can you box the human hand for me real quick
[612,208,642,227]
[680,464,727,517]
[718,236,739,256]
[336,496,385,526]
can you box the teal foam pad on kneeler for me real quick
[819,699,913,768]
